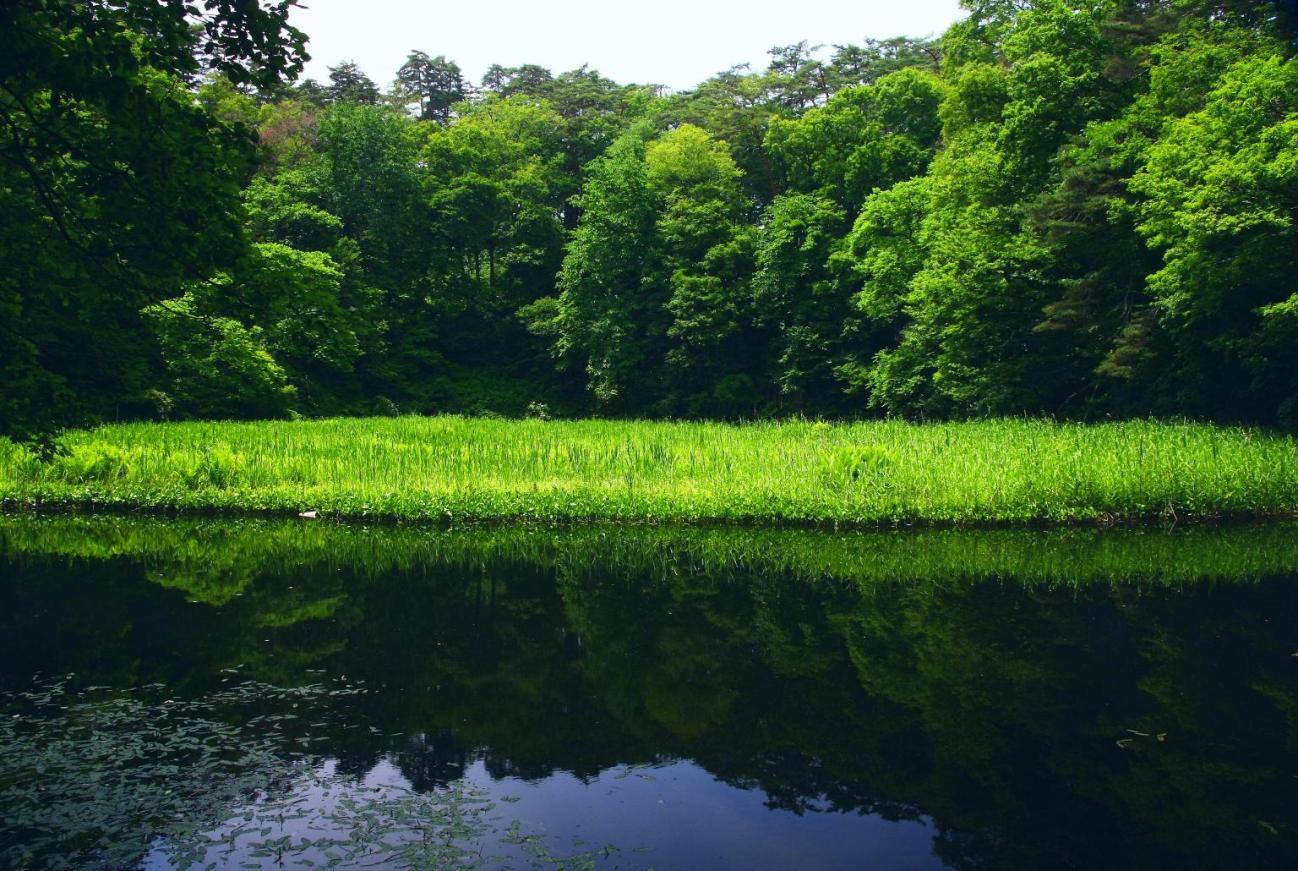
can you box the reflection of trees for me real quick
[1,516,1297,868]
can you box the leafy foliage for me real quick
[5,0,1298,443]
[0,0,305,447]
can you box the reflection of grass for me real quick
[2,417,1298,525]
[3,514,1297,589]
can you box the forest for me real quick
[4,0,1298,449]
[5,5,1298,861]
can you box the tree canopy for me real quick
[5,0,1298,443]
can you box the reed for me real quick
[2,416,1296,526]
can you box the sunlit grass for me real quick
[2,416,1296,525]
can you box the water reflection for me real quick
[1,516,1296,869]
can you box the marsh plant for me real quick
[3,416,1297,525]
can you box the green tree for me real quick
[553,124,759,414]
[753,193,853,408]
[827,37,943,89]
[757,69,944,411]
[866,0,1122,417]
[553,127,664,408]
[664,66,789,204]
[1131,47,1298,422]
[493,66,657,229]
[146,300,296,421]
[646,125,757,412]
[148,242,365,417]
[421,97,569,400]
[397,51,468,123]
[326,61,380,104]
[423,97,565,303]
[767,67,945,212]
[0,0,306,447]
[838,177,933,409]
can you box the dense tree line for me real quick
[4,0,1298,445]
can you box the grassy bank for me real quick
[2,416,1297,526]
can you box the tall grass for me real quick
[2,416,1297,525]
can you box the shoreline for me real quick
[4,497,1296,531]
[4,416,1298,530]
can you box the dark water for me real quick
[1,517,1297,870]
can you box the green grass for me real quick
[2,416,1297,526]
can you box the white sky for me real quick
[291,0,967,92]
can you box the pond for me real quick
[0,516,1296,869]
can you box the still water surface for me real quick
[1,516,1296,869]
